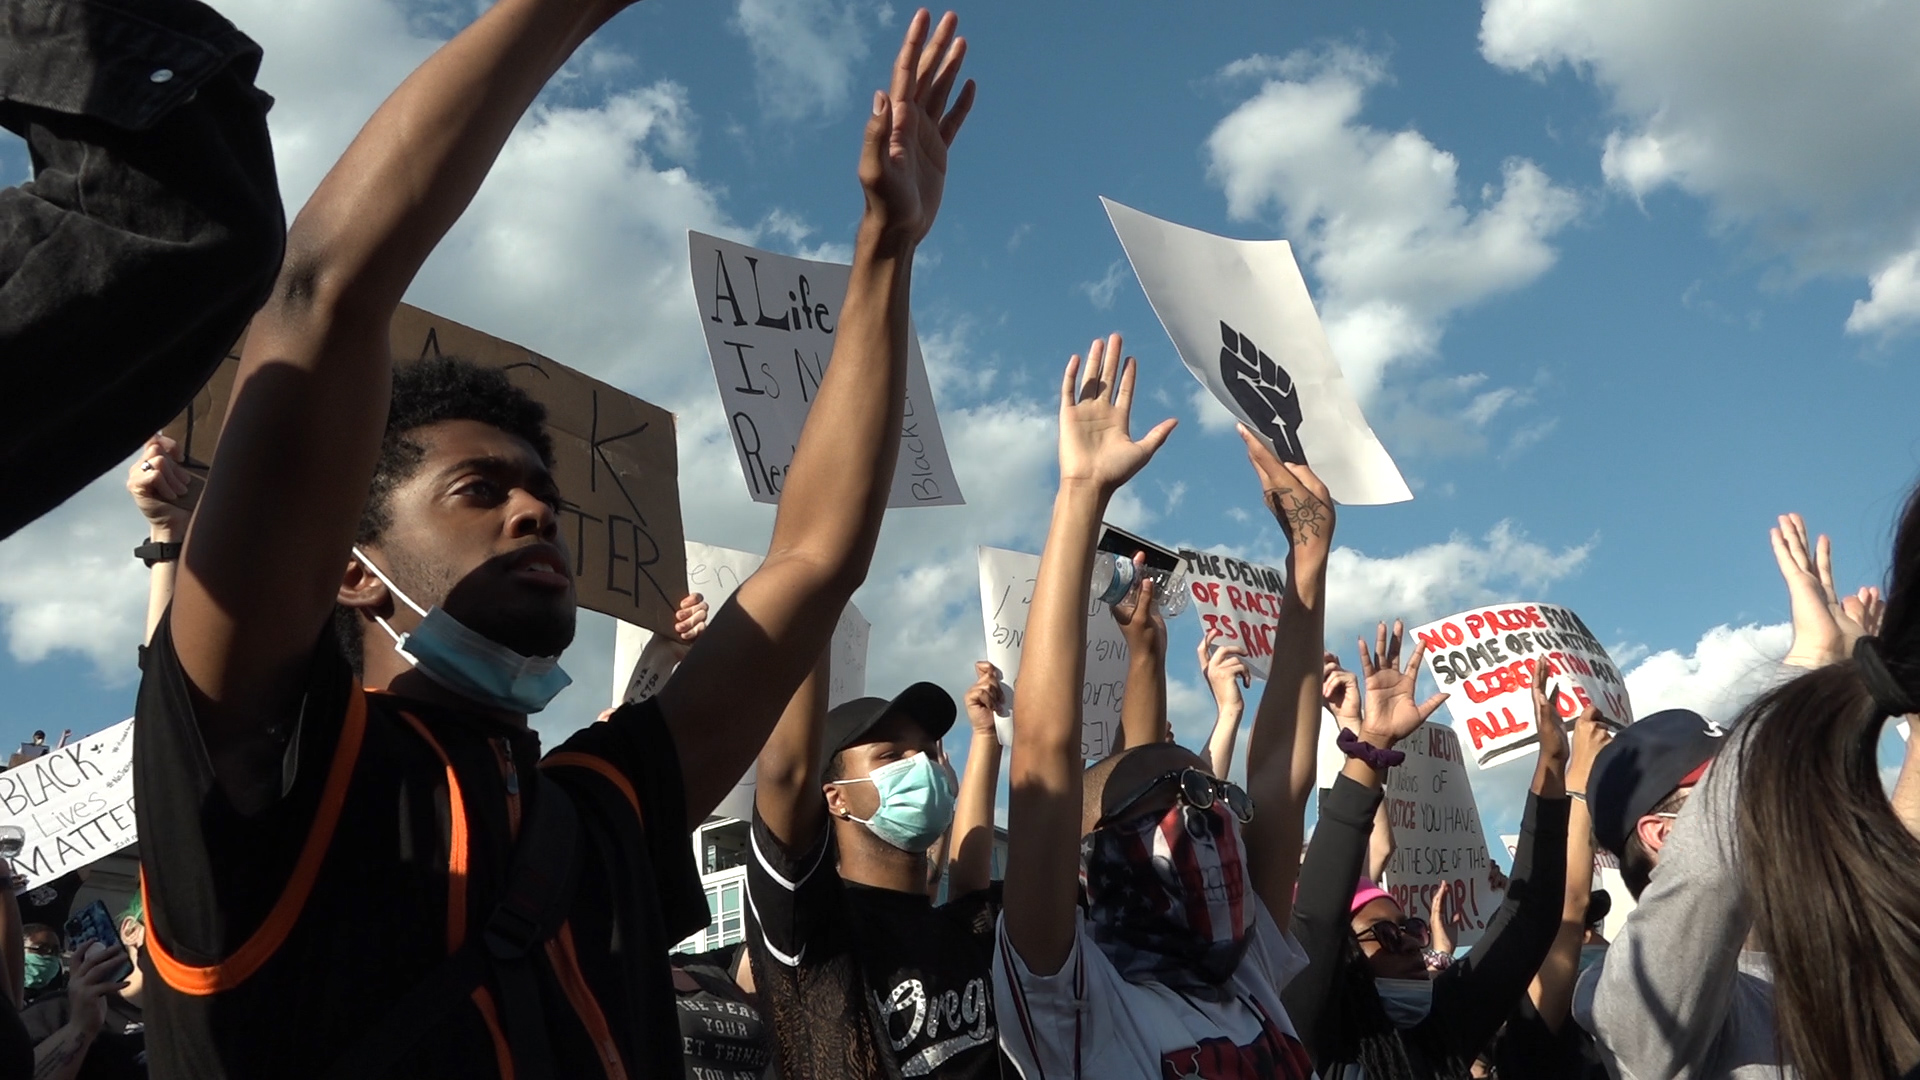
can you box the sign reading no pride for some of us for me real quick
[0,719,137,890]
[688,231,963,510]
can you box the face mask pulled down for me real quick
[354,547,571,714]
[837,752,956,852]
[1081,801,1256,999]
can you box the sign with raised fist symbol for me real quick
[1218,320,1306,464]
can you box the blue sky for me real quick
[5,0,1920,846]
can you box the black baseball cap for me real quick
[1588,708,1728,857]
[822,682,957,771]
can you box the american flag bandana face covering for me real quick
[1080,801,1256,999]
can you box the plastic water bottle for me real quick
[1091,553,1190,618]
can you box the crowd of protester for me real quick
[4,0,1920,1077]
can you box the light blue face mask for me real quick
[23,952,61,991]
[1374,976,1435,1030]
[354,547,572,714]
[836,751,956,852]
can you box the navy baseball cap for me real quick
[823,682,957,766]
[1588,708,1729,857]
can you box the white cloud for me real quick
[1078,259,1130,311]
[1205,45,1580,402]
[1481,0,1920,337]
[731,0,880,121]
[1621,622,1791,725]
[1324,522,1592,648]
[0,464,151,679]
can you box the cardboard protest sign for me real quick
[687,231,963,509]
[0,719,136,890]
[1413,602,1632,769]
[1381,722,1504,949]
[1180,549,1286,680]
[1101,198,1410,506]
[612,541,870,822]
[977,546,1130,759]
[162,305,687,635]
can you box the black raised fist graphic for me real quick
[1219,320,1306,464]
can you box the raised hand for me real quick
[1773,512,1880,668]
[1201,629,1252,707]
[859,9,976,244]
[964,660,1005,735]
[1058,333,1177,495]
[667,592,710,660]
[1429,881,1456,957]
[1357,621,1448,748]
[1321,650,1361,732]
[1531,671,1570,795]
[1566,705,1615,795]
[1239,424,1333,563]
[127,433,192,538]
[1110,554,1166,656]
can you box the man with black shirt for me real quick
[131,1,975,1077]
[748,659,1007,1078]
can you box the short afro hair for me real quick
[334,357,554,670]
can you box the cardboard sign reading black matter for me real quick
[163,305,687,635]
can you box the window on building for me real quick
[703,819,749,875]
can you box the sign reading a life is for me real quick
[1412,602,1633,769]
[163,305,688,636]
[1101,198,1410,506]
[1180,549,1286,681]
[0,719,136,890]
[688,231,963,509]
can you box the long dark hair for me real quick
[1316,938,1472,1080]
[1737,487,1920,1080]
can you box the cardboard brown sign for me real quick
[163,304,687,635]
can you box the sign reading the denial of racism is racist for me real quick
[163,305,688,636]
[1412,602,1633,769]
[688,231,963,509]
[1102,197,1410,506]
[1180,549,1286,680]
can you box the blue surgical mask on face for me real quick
[836,751,956,852]
[354,547,572,714]
[1374,976,1435,1029]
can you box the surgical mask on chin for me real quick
[1374,977,1434,1029]
[353,547,572,714]
[836,752,956,852]
[23,952,60,991]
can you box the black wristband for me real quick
[135,540,181,567]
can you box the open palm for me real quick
[1358,620,1447,747]
[859,10,976,244]
[1059,333,1176,493]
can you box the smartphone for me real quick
[65,900,133,984]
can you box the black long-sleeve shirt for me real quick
[1283,773,1569,1078]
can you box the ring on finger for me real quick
[140,459,157,473]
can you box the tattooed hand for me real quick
[1238,423,1334,561]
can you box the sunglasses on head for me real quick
[1355,916,1431,954]
[1098,767,1255,830]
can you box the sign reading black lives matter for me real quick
[1101,198,1411,506]
[163,306,689,636]
[688,231,963,509]
[0,719,136,889]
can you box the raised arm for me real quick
[1239,433,1337,929]
[127,435,192,645]
[947,661,1005,898]
[1199,629,1250,777]
[752,638,835,851]
[172,0,639,805]
[1003,333,1175,977]
[661,11,974,821]
[1530,706,1613,1031]
[1110,570,1168,753]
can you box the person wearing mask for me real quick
[995,335,1320,1078]
[130,3,976,1077]
[746,650,1006,1079]
[1587,512,1882,1079]
[23,925,67,1004]
[24,895,147,1080]
[1285,627,1570,1080]
[0,0,284,540]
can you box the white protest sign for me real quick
[1180,549,1286,681]
[1413,602,1632,769]
[0,719,137,890]
[688,231,963,509]
[977,546,1130,760]
[1503,834,1636,942]
[612,541,869,822]
[1382,722,1504,949]
[1102,198,1410,506]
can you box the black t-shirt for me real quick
[1,992,37,1080]
[672,951,775,1079]
[20,994,146,1079]
[132,613,709,1080]
[744,806,1003,1080]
